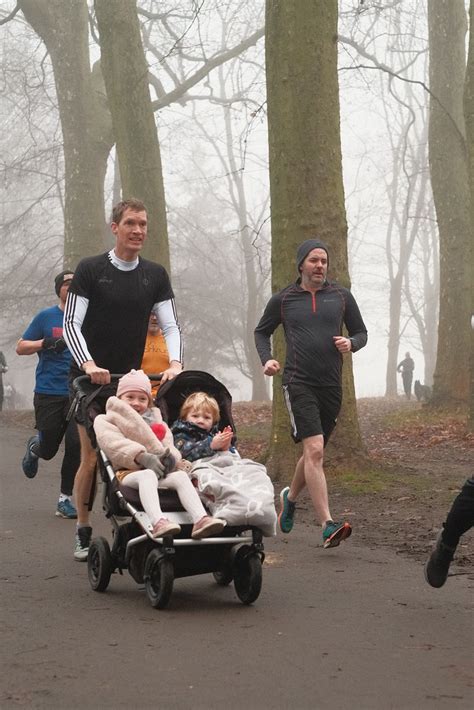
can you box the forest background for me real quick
[0,0,473,478]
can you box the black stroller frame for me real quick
[73,371,266,609]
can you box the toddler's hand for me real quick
[210,426,233,451]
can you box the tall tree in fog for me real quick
[265,0,364,479]
[95,0,170,267]
[428,0,471,405]
[18,0,112,265]
[463,0,474,430]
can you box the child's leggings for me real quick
[123,468,207,525]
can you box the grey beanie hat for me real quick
[296,239,329,272]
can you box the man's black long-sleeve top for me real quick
[254,280,368,387]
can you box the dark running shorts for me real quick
[283,383,342,445]
[33,393,72,431]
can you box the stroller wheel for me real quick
[233,545,262,605]
[88,537,113,592]
[213,548,235,586]
[144,549,174,609]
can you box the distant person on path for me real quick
[397,352,415,400]
[254,239,368,548]
[425,476,474,587]
[63,198,183,561]
[16,271,80,519]
[141,312,170,398]
[0,350,7,411]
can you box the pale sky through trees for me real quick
[0,1,442,404]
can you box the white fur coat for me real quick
[93,396,181,472]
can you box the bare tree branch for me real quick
[151,27,264,111]
[0,2,20,25]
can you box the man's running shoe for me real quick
[22,435,40,478]
[56,499,77,519]
[424,533,455,588]
[278,486,296,533]
[74,526,92,561]
[323,520,352,548]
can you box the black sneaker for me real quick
[22,435,40,478]
[74,526,92,561]
[424,534,456,588]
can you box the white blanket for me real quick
[190,452,277,536]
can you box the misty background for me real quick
[0,1,457,407]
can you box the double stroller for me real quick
[73,370,266,609]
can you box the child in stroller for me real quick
[78,369,267,609]
[93,369,225,540]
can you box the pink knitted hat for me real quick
[116,369,152,400]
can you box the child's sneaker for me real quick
[74,526,92,561]
[22,435,40,478]
[323,521,352,549]
[56,498,77,519]
[278,486,296,533]
[152,518,181,538]
[191,516,225,539]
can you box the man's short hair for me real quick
[111,198,147,225]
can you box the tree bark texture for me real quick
[265,0,365,479]
[428,0,471,404]
[18,0,111,267]
[95,0,169,268]
[463,0,474,430]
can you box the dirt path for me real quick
[1,405,473,709]
[233,397,474,570]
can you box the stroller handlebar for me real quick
[72,373,164,396]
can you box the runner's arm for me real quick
[63,292,94,368]
[152,299,183,365]
[254,294,282,365]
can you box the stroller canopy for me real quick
[156,370,236,436]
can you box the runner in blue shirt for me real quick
[17,271,80,519]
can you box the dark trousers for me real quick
[402,372,413,398]
[32,394,80,496]
[441,476,474,549]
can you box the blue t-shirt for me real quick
[22,306,71,396]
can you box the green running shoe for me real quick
[278,486,296,533]
[323,521,352,549]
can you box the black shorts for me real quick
[283,383,342,445]
[33,393,73,431]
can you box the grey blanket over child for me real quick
[190,452,277,536]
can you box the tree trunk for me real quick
[94,0,169,269]
[265,0,364,480]
[18,0,111,267]
[463,0,474,430]
[428,0,471,404]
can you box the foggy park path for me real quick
[1,416,473,710]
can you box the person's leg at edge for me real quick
[442,476,474,548]
[425,477,474,587]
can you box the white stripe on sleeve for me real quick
[63,293,93,368]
